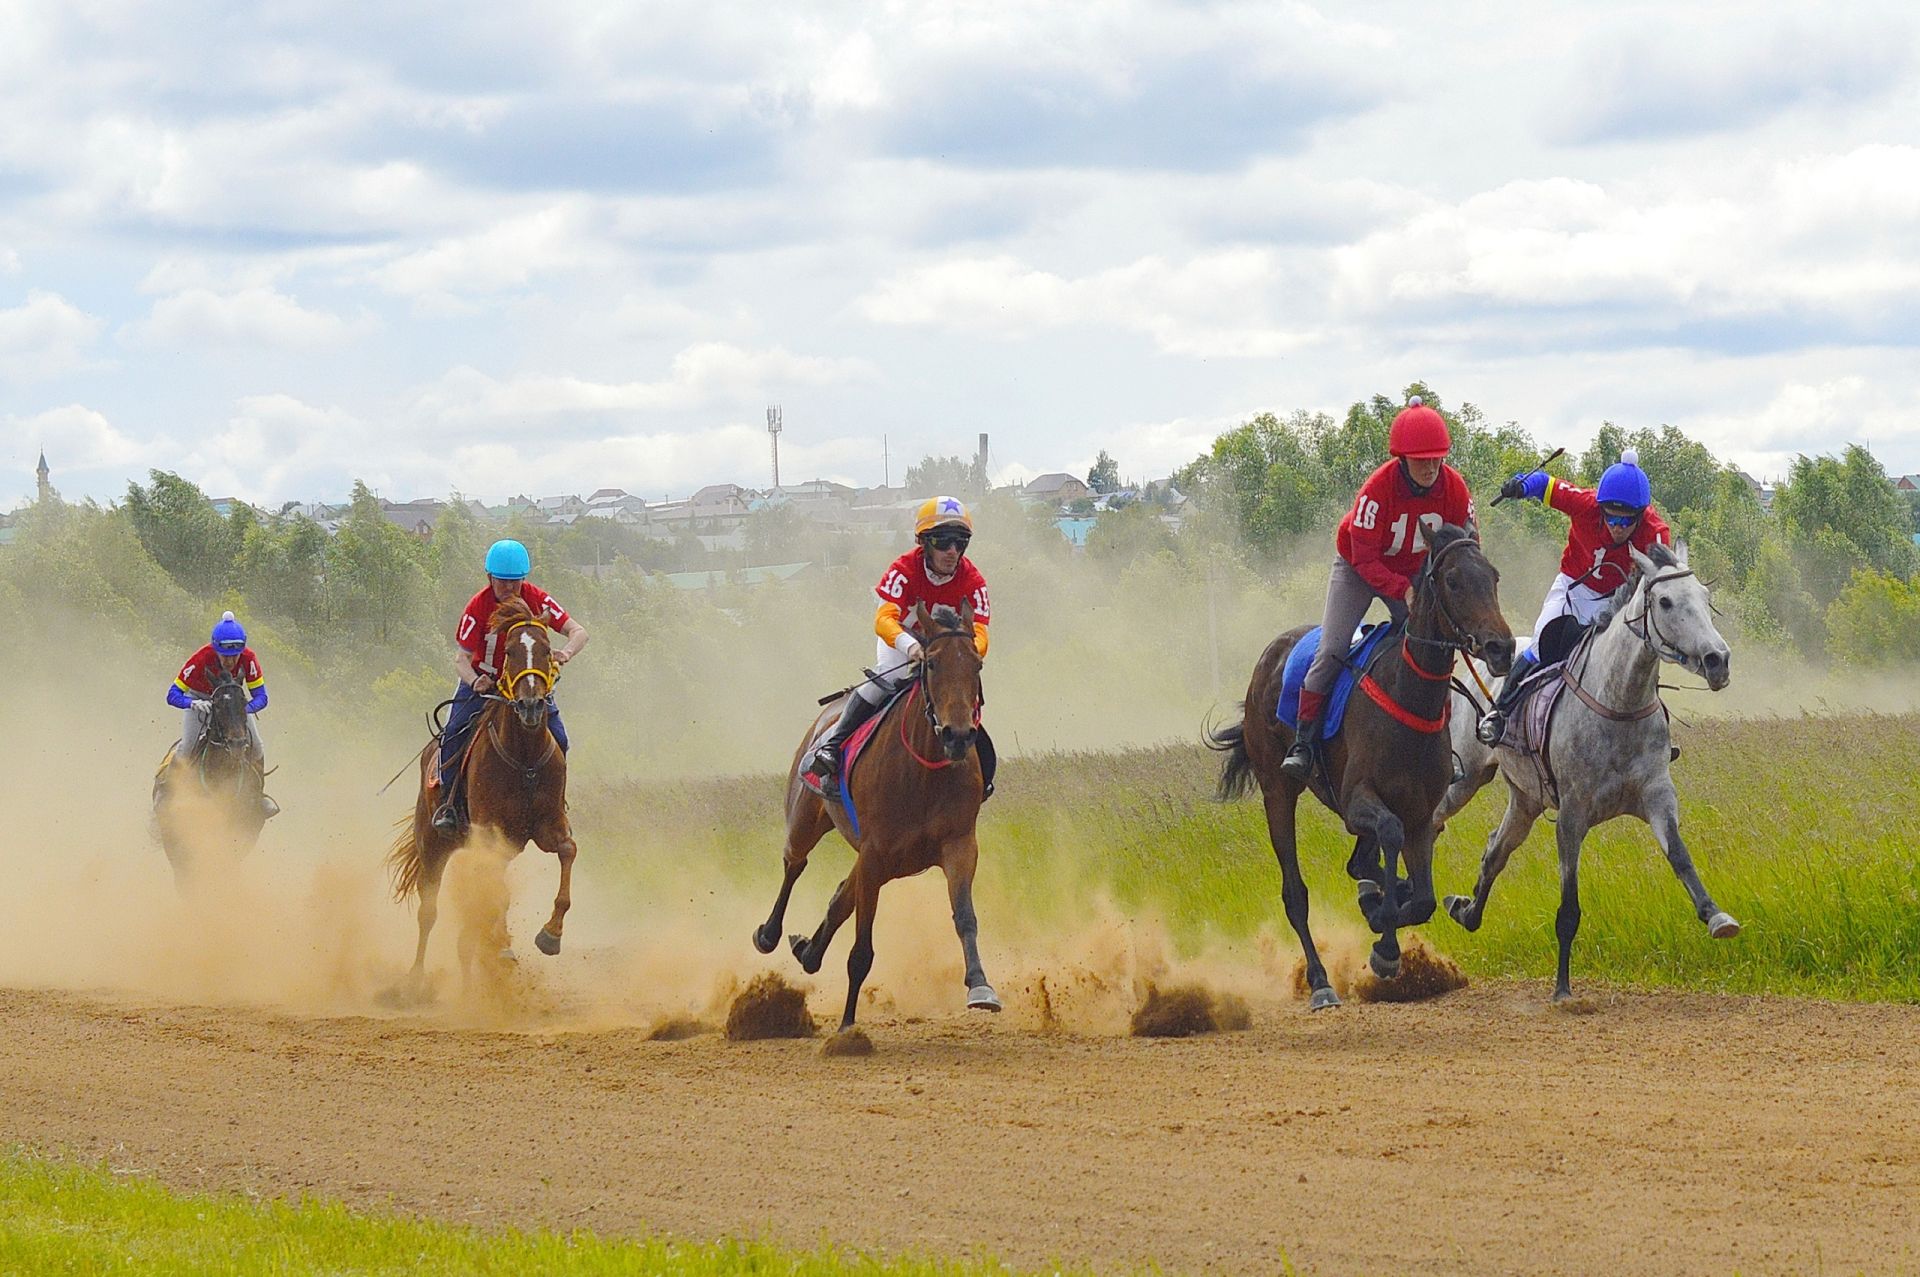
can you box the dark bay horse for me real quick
[154,670,266,888]
[387,596,577,995]
[753,602,998,1035]
[1210,526,1514,1007]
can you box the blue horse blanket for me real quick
[1276,623,1398,739]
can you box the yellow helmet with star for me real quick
[914,495,973,537]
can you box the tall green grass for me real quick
[579,714,1920,1002]
[0,1151,1076,1276]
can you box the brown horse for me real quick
[387,595,577,996]
[752,601,999,1034]
[1210,525,1513,1007]
[153,669,266,890]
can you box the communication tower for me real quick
[766,405,783,489]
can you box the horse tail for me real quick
[386,815,423,901]
[1206,709,1257,801]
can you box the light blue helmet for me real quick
[211,610,248,654]
[485,539,531,581]
[1597,447,1651,511]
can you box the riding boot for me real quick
[804,692,883,792]
[1476,651,1539,745]
[1280,689,1327,782]
[260,793,281,820]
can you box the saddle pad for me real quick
[814,682,912,838]
[1276,622,1397,740]
[1498,663,1569,756]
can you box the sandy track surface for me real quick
[4,981,1918,1275]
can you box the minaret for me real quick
[35,451,50,503]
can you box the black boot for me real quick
[431,800,461,836]
[1279,714,1322,782]
[1476,652,1539,745]
[804,693,883,793]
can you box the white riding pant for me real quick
[855,637,917,706]
[1526,573,1610,660]
[180,702,266,762]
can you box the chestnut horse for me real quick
[752,602,999,1034]
[387,595,577,995]
[1210,526,1513,1007]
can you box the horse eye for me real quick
[1658,597,1672,610]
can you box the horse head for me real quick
[1417,524,1515,675]
[205,670,252,750]
[491,596,556,730]
[912,601,983,762]
[1627,541,1730,690]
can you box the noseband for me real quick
[914,627,983,737]
[1408,536,1490,657]
[1624,568,1698,665]
[497,619,557,701]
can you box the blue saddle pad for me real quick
[1277,623,1398,739]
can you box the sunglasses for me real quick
[1602,509,1640,528]
[923,533,971,552]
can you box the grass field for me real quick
[580,712,1920,1003]
[0,1151,1081,1277]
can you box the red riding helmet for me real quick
[1388,396,1451,459]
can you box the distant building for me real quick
[1023,472,1091,506]
[659,561,816,591]
[36,451,52,504]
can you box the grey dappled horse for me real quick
[1434,541,1740,1001]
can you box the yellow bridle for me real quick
[496,618,557,699]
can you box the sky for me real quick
[4,0,1920,510]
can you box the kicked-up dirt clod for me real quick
[724,972,816,1040]
[1129,981,1253,1037]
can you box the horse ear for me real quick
[912,602,931,632]
[960,599,974,629]
[1628,544,1657,578]
[1674,538,1690,567]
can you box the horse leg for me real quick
[943,837,999,1012]
[1643,784,1740,939]
[1263,789,1338,1010]
[755,799,832,954]
[1348,794,1406,977]
[407,859,446,997]
[838,865,880,1033]
[1396,822,1439,928]
[1445,785,1541,932]
[1551,813,1591,1002]
[533,831,577,957]
[791,871,855,975]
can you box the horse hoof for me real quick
[751,925,779,955]
[498,947,518,964]
[1308,986,1341,1011]
[1368,948,1402,981]
[1551,987,1574,1004]
[1356,878,1383,904]
[966,985,1003,1013]
[1707,912,1741,939]
[534,928,562,956]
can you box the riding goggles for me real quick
[922,532,971,552]
[1601,506,1642,528]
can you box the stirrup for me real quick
[261,794,281,819]
[1476,711,1505,745]
[1279,742,1315,780]
[431,803,461,835]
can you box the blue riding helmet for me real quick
[485,539,531,580]
[1596,447,1651,511]
[211,610,248,655]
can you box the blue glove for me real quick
[1500,471,1549,502]
[166,684,194,710]
[247,686,269,714]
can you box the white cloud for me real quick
[370,201,604,301]
[6,403,163,470]
[857,251,1315,358]
[124,287,372,351]
[0,290,104,380]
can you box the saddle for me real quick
[807,682,997,838]
[1275,622,1399,739]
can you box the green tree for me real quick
[903,455,988,499]
[1087,450,1121,495]
[328,481,427,643]
[1085,503,1174,562]
[1772,446,1918,604]
[1825,569,1920,665]
[122,471,237,595]
[1577,423,1721,515]
[238,514,329,631]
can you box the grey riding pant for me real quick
[180,702,266,762]
[1303,557,1403,698]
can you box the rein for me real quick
[1362,535,1494,732]
[1563,568,1697,721]
[904,627,982,773]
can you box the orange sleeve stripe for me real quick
[875,601,906,645]
[973,622,990,660]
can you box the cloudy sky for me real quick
[4,0,1919,509]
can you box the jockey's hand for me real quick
[554,648,574,666]
[1499,473,1529,501]
[472,674,495,694]
[904,639,926,665]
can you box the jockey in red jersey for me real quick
[1280,397,1477,782]
[161,610,279,818]
[430,538,589,834]
[802,495,990,795]
[1476,447,1671,743]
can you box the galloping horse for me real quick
[154,669,266,887]
[753,602,999,1034]
[1435,540,1738,1000]
[1211,526,1514,1007]
[387,595,577,995]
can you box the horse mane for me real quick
[928,603,967,632]
[1594,542,1678,630]
[490,594,538,633]
[1645,540,1679,570]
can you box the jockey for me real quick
[431,539,589,834]
[802,495,990,796]
[165,610,278,818]
[1477,447,1671,743]
[1280,396,1476,782]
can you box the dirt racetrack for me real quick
[5,981,1918,1275]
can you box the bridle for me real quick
[1406,535,1494,659]
[1624,568,1699,666]
[495,618,557,700]
[904,626,983,770]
